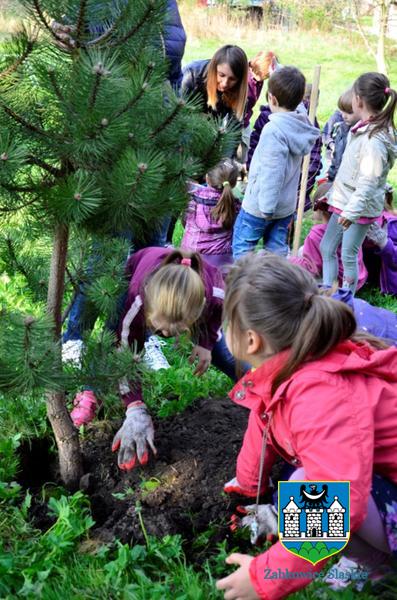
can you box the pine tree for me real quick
[0,0,238,488]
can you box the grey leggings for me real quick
[320,213,370,294]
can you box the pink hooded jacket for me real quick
[229,341,397,599]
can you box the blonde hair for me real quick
[145,250,205,336]
[206,45,248,121]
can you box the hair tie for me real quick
[303,292,315,309]
[222,181,230,187]
[181,258,191,267]
[385,87,391,95]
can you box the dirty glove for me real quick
[366,222,388,249]
[230,504,278,545]
[224,477,258,498]
[112,401,156,471]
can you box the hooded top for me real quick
[229,341,397,599]
[243,109,320,219]
[329,122,397,222]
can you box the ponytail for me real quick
[161,248,203,275]
[271,294,356,395]
[211,184,237,230]
[353,72,397,139]
[207,158,239,229]
[224,253,388,397]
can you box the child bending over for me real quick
[216,253,397,600]
[181,159,240,274]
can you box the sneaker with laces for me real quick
[70,390,100,427]
[143,335,170,370]
[62,339,84,367]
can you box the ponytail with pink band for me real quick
[181,258,191,267]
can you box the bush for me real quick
[277,0,348,31]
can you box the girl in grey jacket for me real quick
[321,72,397,294]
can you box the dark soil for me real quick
[19,396,274,561]
[81,397,254,553]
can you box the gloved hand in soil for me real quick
[112,401,156,471]
[224,476,258,498]
[230,504,278,545]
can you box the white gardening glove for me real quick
[112,402,156,471]
[230,504,278,545]
[224,476,258,498]
[366,222,388,249]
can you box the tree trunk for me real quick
[376,0,390,75]
[46,223,83,490]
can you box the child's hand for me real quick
[338,216,352,229]
[216,553,259,599]
[189,345,211,376]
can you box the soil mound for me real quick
[82,397,250,548]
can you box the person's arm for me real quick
[246,106,270,170]
[341,138,388,223]
[248,376,373,599]
[255,127,289,217]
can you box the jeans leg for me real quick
[232,209,269,260]
[148,216,172,247]
[320,213,344,287]
[341,223,371,294]
[211,333,250,382]
[265,215,293,256]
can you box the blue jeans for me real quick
[320,213,371,294]
[232,208,292,259]
[63,218,171,343]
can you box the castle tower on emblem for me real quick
[282,496,301,538]
[327,496,345,537]
[306,507,323,537]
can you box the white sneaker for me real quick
[324,556,367,591]
[143,335,170,370]
[62,339,84,368]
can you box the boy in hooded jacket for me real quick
[232,67,319,259]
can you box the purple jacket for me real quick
[181,183,241,256]
[117,247,225,405]
[375,212,397,295]
[243,72,264,128]
[333,288,397,346]
[247,102,322,209]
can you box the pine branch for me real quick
[88,63,108,109]
[112,63,154,120]
[31,0,59,38]
[5,237,29,279]
[150,100,184,138]
[0,100,50,138]
[0,195,39,212]
[26,155,63,177]
[47,68,64,102]
[110,2,155,47]
[75,0,88,43]
[0,38,36,80]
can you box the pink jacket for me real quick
[229,341,397,599]
[289,223,368,291]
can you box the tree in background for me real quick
[0,0,237,488]
[352,0,395,75]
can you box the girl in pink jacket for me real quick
[217,253,397,600]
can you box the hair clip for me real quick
[385,87,391,95]
[181,258,191,267]
[222,181,230,187]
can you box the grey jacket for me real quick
[329,123,397,222]
[242,109,319,219]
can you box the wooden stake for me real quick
[292,65,321,256]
